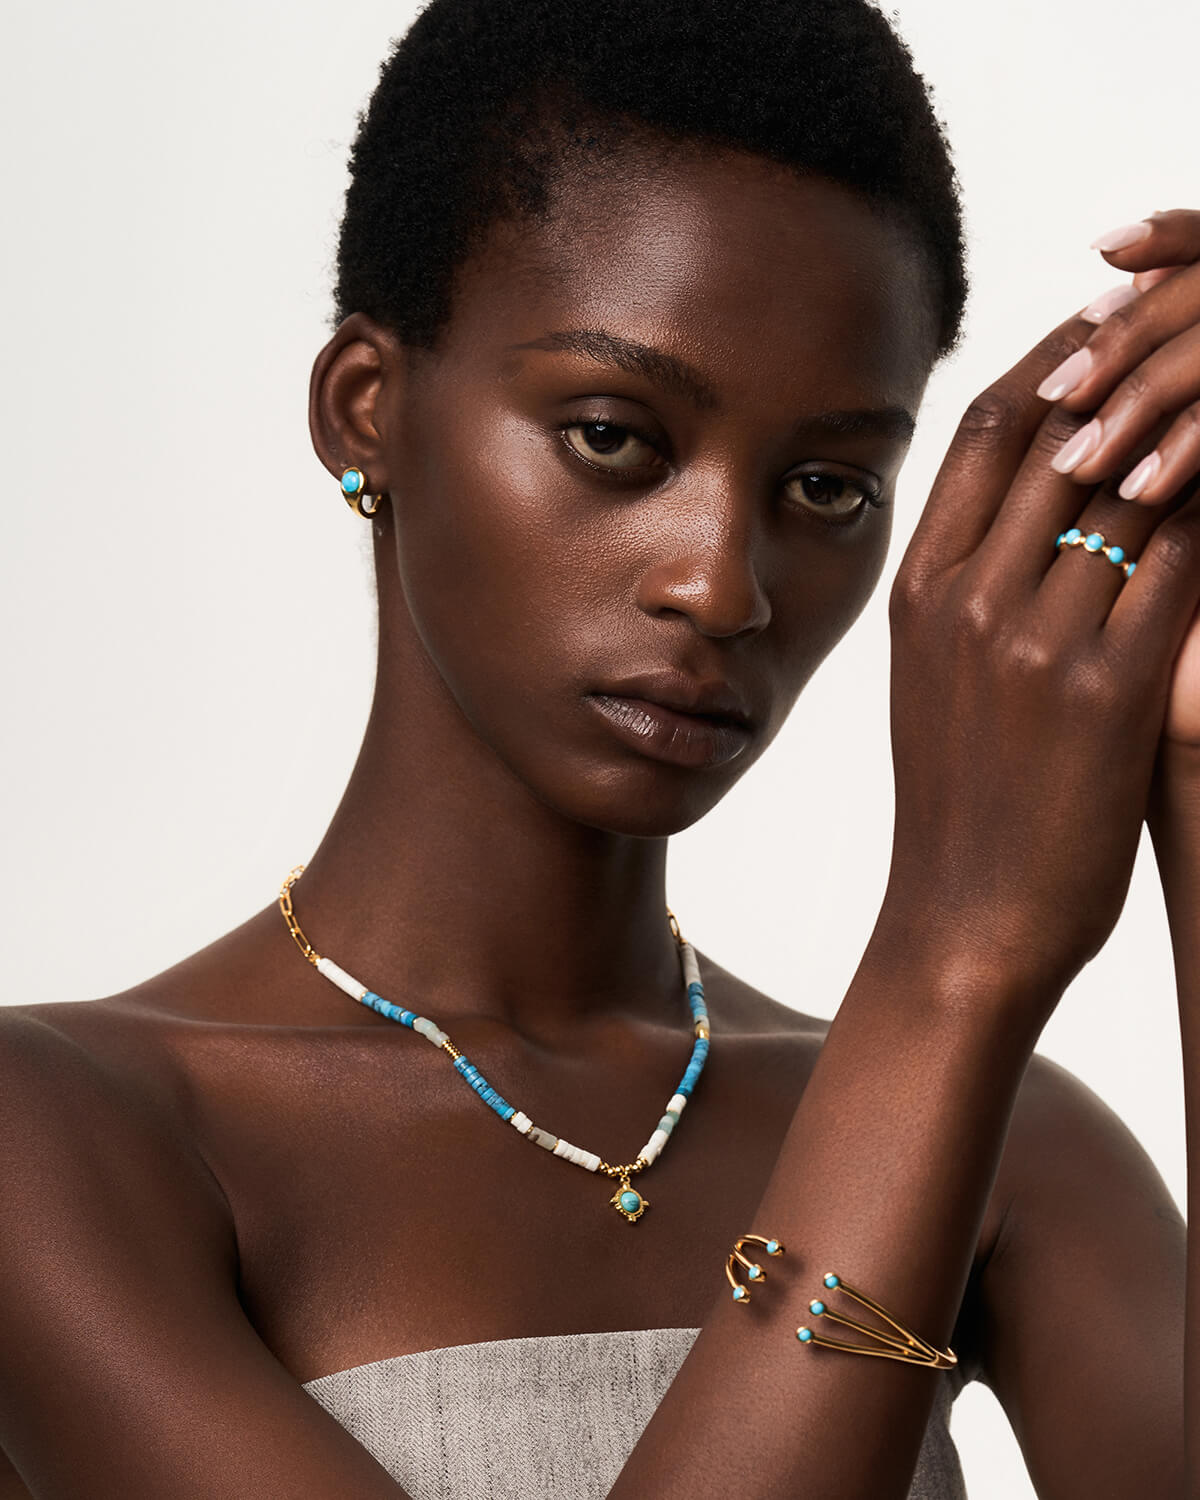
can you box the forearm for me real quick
[608,932,1050,1500]
[1147,741,1200,1491]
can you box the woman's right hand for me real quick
[880,244,1200,1009]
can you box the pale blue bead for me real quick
[748,1266,762,1279]
[733,1286,747,1301]
[658,1114,676,1133]
[1084,532,1104,552]
[765,1239,779,1254]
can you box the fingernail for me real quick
[1037,346,1093,402]
[1080,284,1140,325]
[1051,419,1103,475]
[1090,221,1152,252]
[1119,450,1161,501]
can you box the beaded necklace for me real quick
[278,866,710,1223]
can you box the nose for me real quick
[634,483,772,639]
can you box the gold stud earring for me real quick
[339,467,383,518]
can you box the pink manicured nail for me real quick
[1037,347,1093,402]
[1119,451,1162,501]
[1090,221,1152,252]
[1080,284,1140,325]
[1051,419,1103,475]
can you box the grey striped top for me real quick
[303,1327,969,1498]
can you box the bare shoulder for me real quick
[695,947,830,1042]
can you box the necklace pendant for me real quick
[610,1174,649,1223]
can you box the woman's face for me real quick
[373,146,937,836]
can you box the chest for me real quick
[192,1020,814,1383]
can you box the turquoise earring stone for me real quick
[341,467,364,495]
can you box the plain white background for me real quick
[2,2,1195,1494]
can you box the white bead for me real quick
[553,1138,572,1159]
[681,943,701,988]
[667,1094,688,1117]
[510,1112,532,1133]
[427,1027,448,1046]
[316,957,367,1000]
[647,1128,669,1156]
[640,1136,663,1165]
[579,1152,602,1172]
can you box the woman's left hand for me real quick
[1046,208,1200,746]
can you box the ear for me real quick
[308,312,407,496]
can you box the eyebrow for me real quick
[505,328,915,443]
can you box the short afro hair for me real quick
[335,0,968,361]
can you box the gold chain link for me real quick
[278,864,321,965]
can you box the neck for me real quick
[288,610,687,1044]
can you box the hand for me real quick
[1048,209,1200,746]
[882,260,1200,1007]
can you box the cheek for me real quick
[391,408,604,720]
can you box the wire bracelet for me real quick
[726,1235,957,1370]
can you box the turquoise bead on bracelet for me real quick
[1055,526,1137,577]
[279,866,710,1223]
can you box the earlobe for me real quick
[308,312,405,504]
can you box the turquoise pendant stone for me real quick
[619,1189,640,1213]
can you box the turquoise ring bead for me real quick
[1108,545,1125,565]
[1084,531,1104,552]
[1064,528,1082,544]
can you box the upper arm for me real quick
[978,1051,1184,1499]
[0,1011,408,1500]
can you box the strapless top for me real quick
[302,1326,969,1498]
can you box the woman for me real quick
[0,0,1194,1495]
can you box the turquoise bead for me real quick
[824,1273,840,1289]
[765,1239,779,1254]
[619,1190,641,1213]
[1128,561,1137,575]
[1064,528,1082,544]
[797,1327,813,1342]
[810,1300,825,1316]
[748,1266,762,1280]
[733,1286,747,1301]
[1108,545,1125,565]
[1084,532,1104,552]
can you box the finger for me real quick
[1036,258,1200,416]
[1133,266,1185,295]
[965,397,1153,616]
[1054,323,1200,498]
[1120,401,1200,505]
[907,314,1095,571]
[1092,208,1200,273]
[1106,481,1200,671]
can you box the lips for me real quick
[586,670,755,770]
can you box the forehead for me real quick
[441,147,936,413]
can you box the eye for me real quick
[784,466,882,522]
[560,419,662,473]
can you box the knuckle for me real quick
[1117,365,1154,408]
[954,586,998,642]
[889,563,933,626]
[1178,402,1200,440]
[956,388,1024,444]
[1029,408,1083,458]
[1147,521,1195,574]
[1001,631,1056,679]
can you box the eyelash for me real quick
[556,417,884,526]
